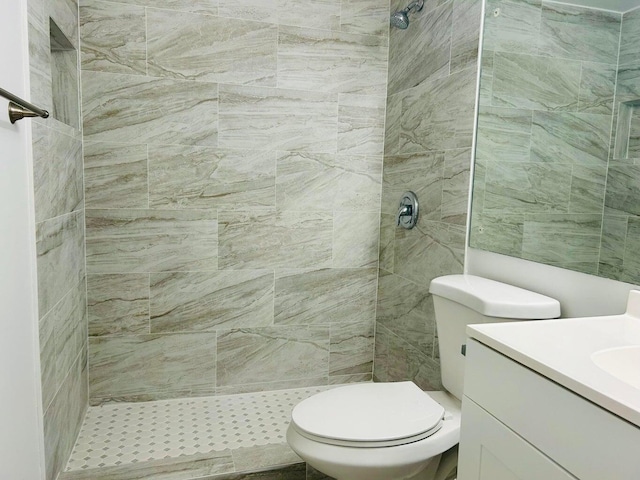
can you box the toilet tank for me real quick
[429,275,560,400]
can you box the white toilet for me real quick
[286,274,561,480]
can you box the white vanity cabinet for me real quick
[457,339,640,480]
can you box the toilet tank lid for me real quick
[429,275,560,319]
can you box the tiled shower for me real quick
[27,0,480,479]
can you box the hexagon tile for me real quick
[65,386,331,471]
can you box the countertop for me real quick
[467,291,640,428]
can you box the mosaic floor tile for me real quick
[65,386,331,471]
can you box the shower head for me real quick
[390,0,424,30]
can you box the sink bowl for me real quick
[591,346,640,389]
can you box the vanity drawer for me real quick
[463,339,640,480]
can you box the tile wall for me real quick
[79,0,389,404]
[601,6,640,284]
[470,0,622,275]
[27,1,88,479]
[373,0,482,389]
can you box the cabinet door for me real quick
[458,398,578,480]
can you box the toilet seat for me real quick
[290,382,445,448]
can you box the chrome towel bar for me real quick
[0,87,49,124]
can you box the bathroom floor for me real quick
[65,386,331,472]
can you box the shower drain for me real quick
[65,386,330,471]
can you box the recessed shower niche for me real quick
[614,100,640,161]
[50,18,79,129]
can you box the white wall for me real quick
[466,248,639,318]
[0,0,46,477]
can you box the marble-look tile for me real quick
[32,123,83,222]
[87,274,149,336]
[86,209,217,273]
[44,352,87,480]
[442,148,471,225]
[47,0,79,50]
[340,0,389,36]
[470,157,486,214]
[475,106,532,163]
[53,280,87,391]
[399,67,477,153]
[218,85,337,153]
[218,0,278,23]
[604,164,640,216]
[387,328,442,390]
[232,444,301,472]
[483,0,541,55]
[149,145,275,209]
[83,71,218,146]
[373,322,391,383]
[306,464,334,480]
[28,20,54,115]
[229,463,307,480]
[388,1,452,95]
[578,62,616,115]
[80,0,146,75]
[378,214,396,272]
[278,0,341,31]
[338,94,386,156]
[89,333,217,402]
[51,48,80,129]
[376,270,435,356]
[333,211,380,268]
[479,49,494,106]
[598,214,627,277]
[147,9,277,86]
[218,210,332,269]
[275,152,336,212]
[28,0,46,30]
[215,377,328,396]
[539,3,620,64]
[394,221,465,287]
[491,52,581,111]
[450,0,481,74]
[469,212,524,258]
[274,268,377,325]
[276,152,381,212]
[620,7,640,66]
[150,271,274,332]
[329,320,374,376]
[621,217,640,284]
[60,450,236,480]
[39,302,57,411]
[384,92,402,156]
[37,211,85,317]
[86,209,217,237]
[277,26,388,95]
[522,214,602,265]
[569,164,607,214]
[484,162,572,214]
[216,326,329,386]
[100,0,218,15]
[84,142,148,208]
[381,151,444,219]
[530,111,611,165]
[329,373,372,384]
[615,62,640,102]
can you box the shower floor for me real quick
[64,386,332,473]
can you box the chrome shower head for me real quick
[390,0,424,30]
[390,10,410,29]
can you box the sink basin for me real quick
[591,346,640,389]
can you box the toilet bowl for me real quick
[287,275,561,480]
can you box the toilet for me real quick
[286,274,561,480]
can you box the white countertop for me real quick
[467,291,640,428]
